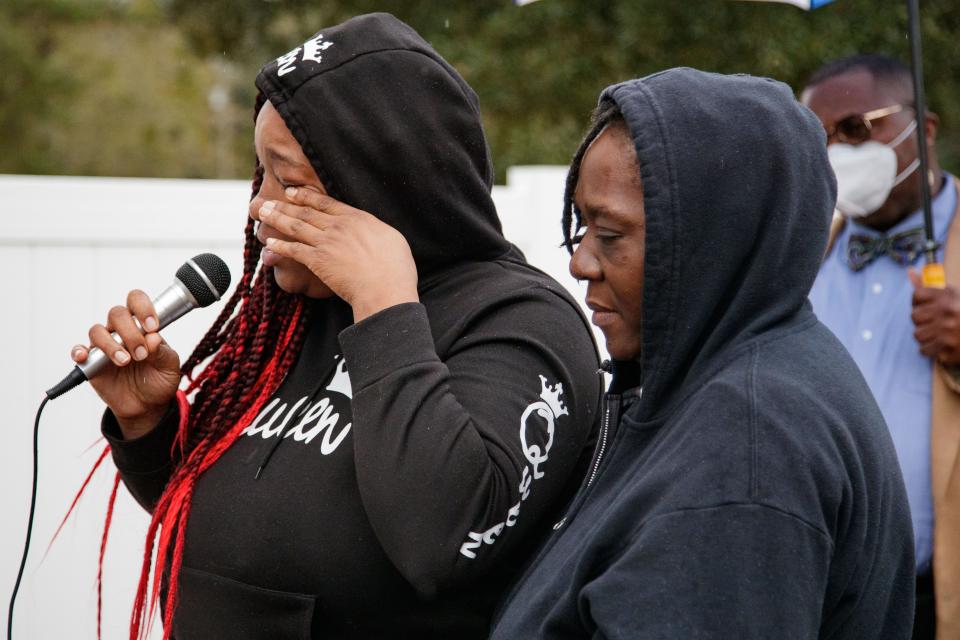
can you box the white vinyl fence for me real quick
[0,169,602,639]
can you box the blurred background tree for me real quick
[2,0,958,182]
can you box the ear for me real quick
[924,110,940,147]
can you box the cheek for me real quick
[608,256,644,331]
[271,261,336,299]
[894,142,916,171]
[887,125,920,169]
[618,280,644,326]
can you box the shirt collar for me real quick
[848,173,956,242]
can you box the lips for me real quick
[591,310,618,328]
[260,246,282,267]
[586,300,617,328]
[257,225,284,268]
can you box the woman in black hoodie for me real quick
[70,13,600,639]
[491,69,915,638]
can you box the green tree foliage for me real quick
[0,0,249,177]
[3,0,959,181]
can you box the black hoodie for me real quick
[490,69,915,639]
[102,13,600,639]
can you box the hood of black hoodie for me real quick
[600,68,836,420]
[254,13,511,274]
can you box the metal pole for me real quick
[906,0,936,263]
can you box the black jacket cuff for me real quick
[101,402,179,474]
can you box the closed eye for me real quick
[275,175,305,191]
[597,232,621,244]
[569,227,621,246]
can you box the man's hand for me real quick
[909,268,960,366]
[259,187,420,323]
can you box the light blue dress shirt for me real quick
[809,174,956,574]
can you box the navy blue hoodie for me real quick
[490,69,915,639]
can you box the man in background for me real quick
[802,53,960,639]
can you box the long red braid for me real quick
[121,95,310,639]
[56,95,309,640]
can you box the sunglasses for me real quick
[826,104,913,145]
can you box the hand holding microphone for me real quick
[70,289,183,438]
[10,254,232,640]
[48,254,231,438]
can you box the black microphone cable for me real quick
[8,395,49,640]
[7,253,230,639]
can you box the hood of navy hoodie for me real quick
[254,12,511,274]
[489,69,914,640]
[600,68,836,420]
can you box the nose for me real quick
[249,184,279,223]
[249,194,263,222]
[569,241,601,282]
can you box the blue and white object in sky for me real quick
[516,0,835,7]
[738,0,835,8]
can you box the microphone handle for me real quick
[45,281,198,399]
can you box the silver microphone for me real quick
[46,254,231,399]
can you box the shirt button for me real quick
[862,329,873,341]
[872,283,883,294]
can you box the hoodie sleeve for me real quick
[101,402,180,512]
[339,296,600,597]
[581,504,832,639]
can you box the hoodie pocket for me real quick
[174,566,316,640]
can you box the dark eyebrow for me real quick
[578,202,636,225]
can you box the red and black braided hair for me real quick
[79,94,312,640]
[52,92,307,640]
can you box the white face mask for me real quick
[827,120,920,219]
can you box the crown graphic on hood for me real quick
[255,13,511,274]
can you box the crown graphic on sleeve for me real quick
[538,375,569,418]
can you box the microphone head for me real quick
[175,253,232,307]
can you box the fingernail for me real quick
[266,237,277,247]
[144,316,158,332]
[115,350,130,364]
[135,346,148,361]
[260,201,275,215]
[285,187,297,198]
[71,345,84,359]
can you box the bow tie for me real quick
[846,227,927,272]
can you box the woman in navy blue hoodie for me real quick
[491,69,915,638]
[71,13,600,639]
